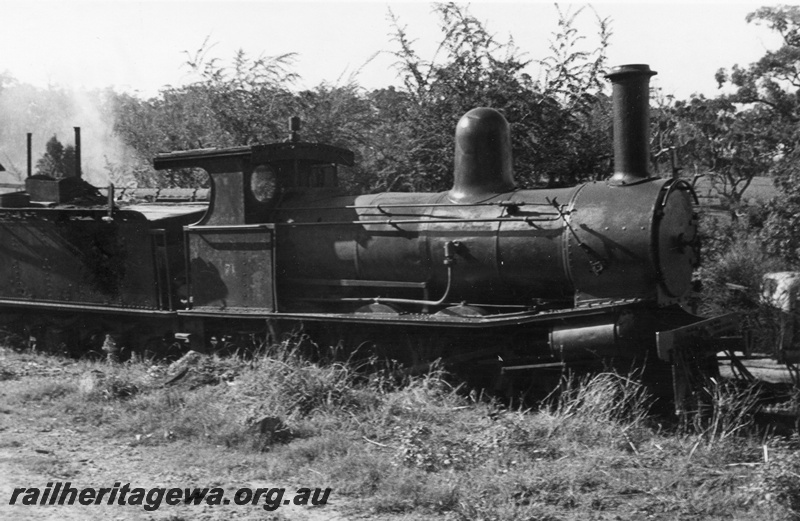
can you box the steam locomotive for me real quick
[0,64,745,408]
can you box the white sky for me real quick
[0,1,785,99]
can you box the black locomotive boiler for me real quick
[0,64,745,409]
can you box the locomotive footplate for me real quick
[656,312,747,362]
[656,313,749,416]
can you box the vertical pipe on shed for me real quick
[73,127,82,179]
[26,133,32,177]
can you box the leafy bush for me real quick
[698,234,783,314]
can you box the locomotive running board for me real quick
[0,298,177,316]
[177,305,620,328]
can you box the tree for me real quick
[182,42,299,146]
[109,5,615,193]
[35,135,76,178]
[716,7,800,122]
[657,95,777,210]
[379,3,613,193]
[715,6,800,186]
[111,39,383,188]
[709,6,800,263]
[109,40,301,187]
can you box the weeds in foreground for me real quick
[3,345,800,520]
[700,378,762,443]
[756,439,800,512]
[546,371,651,425]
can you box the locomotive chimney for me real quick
[449,107,515,202]
[606,64,657,185]
[73,127,82,179]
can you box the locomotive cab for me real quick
[153,129,354,226]
[153,131,354,316]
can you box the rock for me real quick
[167,350,204,374]
[161,367,189,387]
[249,416,291,444]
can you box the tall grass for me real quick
[699,378,762,444]
[536,371,653,455]
[546,371,651,425]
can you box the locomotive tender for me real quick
[0,64,744,407]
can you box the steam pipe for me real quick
[606,64,657,185]
[73,127,82,179]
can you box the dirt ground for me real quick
[0,351,358,521]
